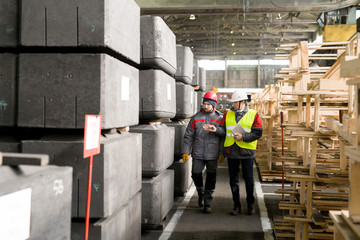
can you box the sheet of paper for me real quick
[0,188,32,240]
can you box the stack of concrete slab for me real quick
[169,158,192,196]
[142,170,174,229]
[198,67,207,92]
[140,16,177,76]
[163,121,188,158]
[191,59,200,87]
[0,0,143,239]
[139,70,176,119]
[21,131,142,238]
[163,121,192,197]
[173,45,196,119]
[17,53,139,129]
[130,124,174,177]
[136,15,180,229]
[0,165,72,240]
[0,53,16,127]
[130,124,175,228]
[175,45,193,84]
[139,16,177,120]
[20,0,140,64]
[196,91,204,113]
[174,82,194,119]
[22,132,142,217]
[71,192,141,240]
[0,0,18,47]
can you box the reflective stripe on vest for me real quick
[224,109,258,150]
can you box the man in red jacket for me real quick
[182,91,223,214]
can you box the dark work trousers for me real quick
[227,158,255,208]
[191,158,218,207]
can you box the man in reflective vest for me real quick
[182,91,223,214]
[205,89,262,215]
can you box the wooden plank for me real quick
[341,56,360,78]
[292,131,337,137]
[310,138,319,176]
[330,210,359,240]
[283,216,313,223]
[279,202,306,210]
[285,173,317,181]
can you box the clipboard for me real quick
[231,123,248,135]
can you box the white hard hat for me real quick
[229,89,248,102]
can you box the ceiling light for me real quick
[230,30,234,34]
[189,14,196,20]
[233,52,236,55]
[275,48,278,51]
[231,43,235,46]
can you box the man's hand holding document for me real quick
[231,123,250,141]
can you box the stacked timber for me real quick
[330,39,360,240]
[252,40,359,239]
[0,1,143,239]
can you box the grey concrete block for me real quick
[22,132,142,218]
[0,136,20,152]
[193,91,199,116]
[0,165,72,240]
[163,121,188,157]
[142,170,174,227]
[174,82,194,119]
[130,124,174,177]
[140,16,177,75]
[139,70,176,119]
[191,59,199,86]
[198,67,207,91]
[197,91,204,113]
[0,0,18,47]
[169,160,192,196]
[18,53,139,129]
[71,192,141,240]
[0,54,17,126]
[174,45,193,84]
[20,0,140,64]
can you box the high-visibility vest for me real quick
[224,109,258,150]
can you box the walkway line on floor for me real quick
[158,183,196,240]
[254,166,275,240]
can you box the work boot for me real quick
[198,194,204,207]
[230,206,240,216]
[247,204,254,215]
[196,187,204,207]
[204,205,212,214]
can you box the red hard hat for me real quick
[202,91,218,103]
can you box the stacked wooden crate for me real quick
[330,40,360,240]
[253,40,359,239]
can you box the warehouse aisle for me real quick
[142,161,275,240]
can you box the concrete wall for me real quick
[205,65,287,91]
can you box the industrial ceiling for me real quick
[134,0,359,60]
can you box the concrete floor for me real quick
[142,161,285,240]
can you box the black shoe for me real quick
[198,195,204,207]
[204,205,212,214]
[230,206,240,216]
[247,204,254,215]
